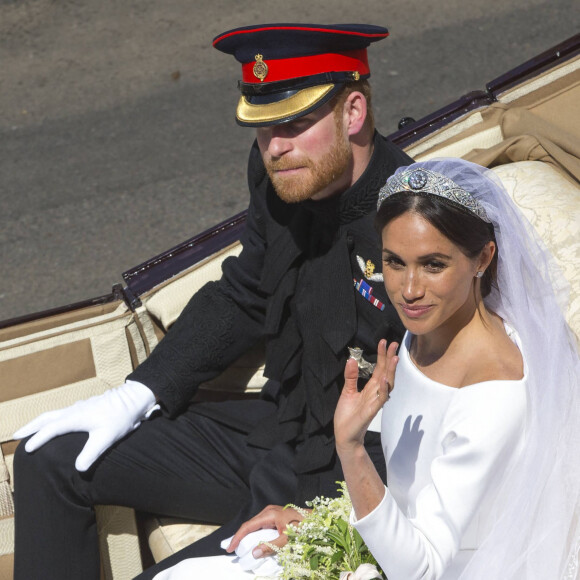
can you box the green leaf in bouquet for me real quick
[310,555,319,570]
[354,530,365,552]
[326,529,347,548]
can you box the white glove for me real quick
[152,530,282,580]
[13,380,159,472]
[220,530,282,575]
[152,554,278,579]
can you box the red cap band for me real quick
[241,49,369,83]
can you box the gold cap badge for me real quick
[253,54,268,82]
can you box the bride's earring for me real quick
[475,271,484,278]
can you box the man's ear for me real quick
[343,91,367,137]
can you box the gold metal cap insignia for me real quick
[253,54,268,82]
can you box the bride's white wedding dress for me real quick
[351,329,527,580]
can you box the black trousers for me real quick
[13,399,385,579]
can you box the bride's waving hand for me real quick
[334,339,398,520]
[334,340,397,454]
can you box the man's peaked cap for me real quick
[213,23,389,127]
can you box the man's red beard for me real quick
[264,132,353,203]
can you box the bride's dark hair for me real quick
[375,194,498,297]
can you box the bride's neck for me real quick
[412,298,493,367]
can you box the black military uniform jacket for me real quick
[129,131,412,489]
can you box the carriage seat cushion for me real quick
[143,517,220,563]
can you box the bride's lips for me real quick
[399,304,434,318]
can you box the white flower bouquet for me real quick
[263,482,384,580]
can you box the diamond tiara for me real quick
[377,168,491,223]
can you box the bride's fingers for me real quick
[386,342,399,396]
[227,513,272,552]
[366,340,386,387]
[376,375,389,401]
[368,343,399,403]
[252,533,289,558]
[386,341,399,360]
[343,358,360,396]
[360,372,388,406]
[374,339,388,375]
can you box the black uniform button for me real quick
[346,233,355,251]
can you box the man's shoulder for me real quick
[375,130,414,165]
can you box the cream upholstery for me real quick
[491,162,579,338]
[144,518,220,563]
[145,245,242,332]
[0,302,146,579]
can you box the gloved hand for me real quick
[13,380,159,471]
[151,530,283,579]
[220,530,282,575]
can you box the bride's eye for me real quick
[383,256,404,269]
[424,260,446,272]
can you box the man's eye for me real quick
[287,120,311,135]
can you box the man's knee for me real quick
[14,432,87,484]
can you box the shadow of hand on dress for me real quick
[388,415,424,490]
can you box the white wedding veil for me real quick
[396,158,580,579]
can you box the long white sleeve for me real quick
[351,332,527,580]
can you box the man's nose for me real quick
[266,127,293,157]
